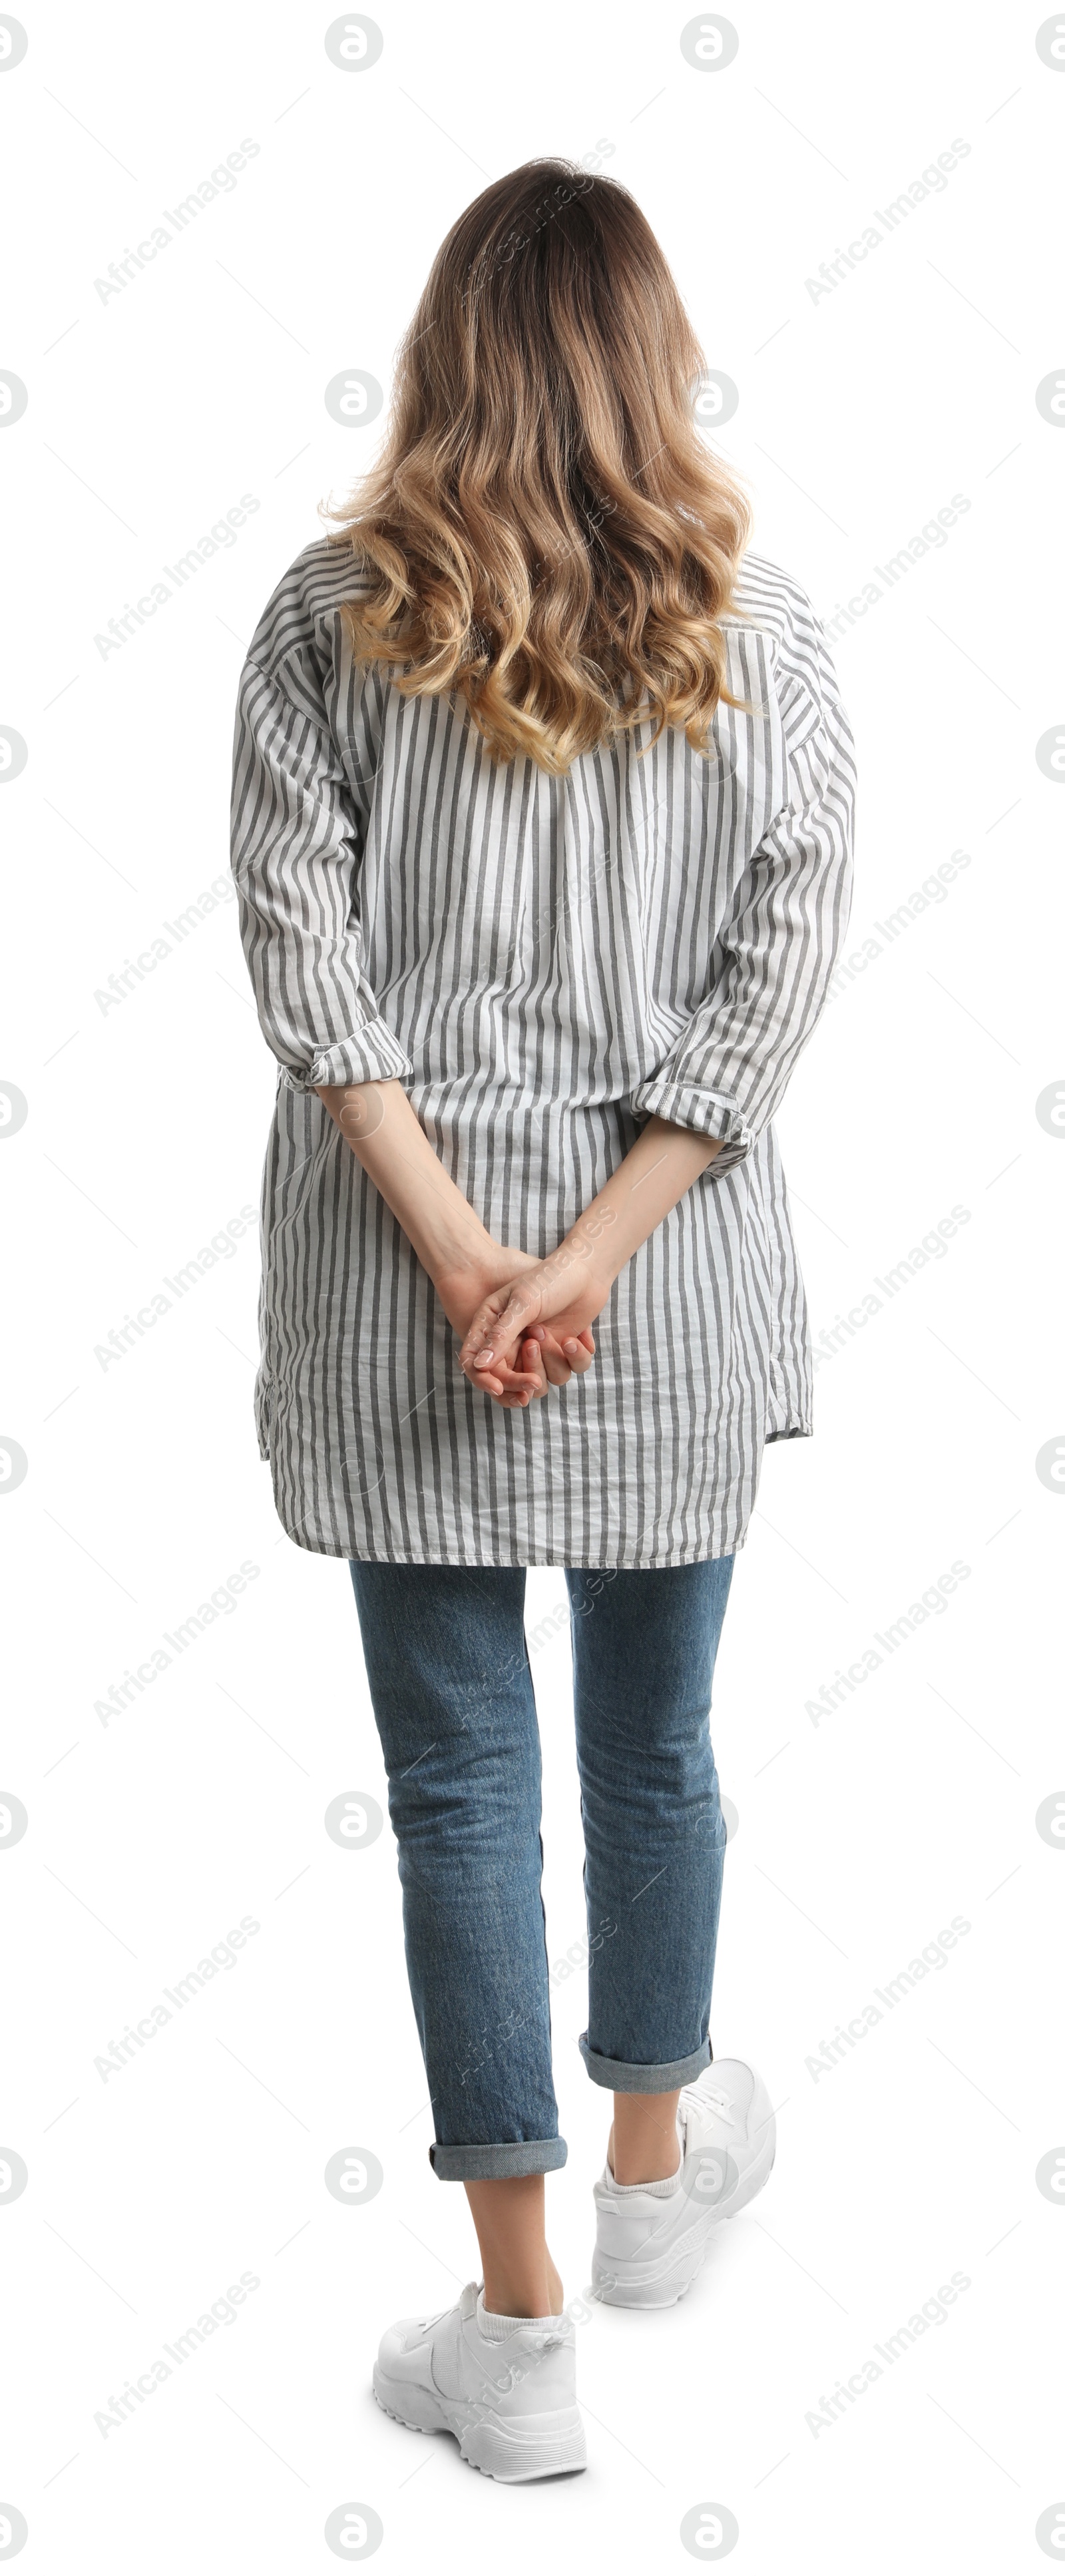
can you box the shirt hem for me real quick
[263,1483,757,1568]
[277,1533,749,1567]
[256,1386,813,1563]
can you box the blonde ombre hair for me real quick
[327,160,753,776]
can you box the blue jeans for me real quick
[348,1557,736,2179]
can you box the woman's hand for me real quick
[435,1245,596,1408]
[457,1232,613,1400]
[455,1122,723,1398]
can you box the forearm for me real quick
[566,1117,723,1287]
[316,1079,493,1280]
[318,1084,720,1364]
[456,1113,724,1387]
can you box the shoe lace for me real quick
[686,2080,734,2127]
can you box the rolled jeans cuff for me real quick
[429,2136,568,2181]
[579,2032,712,2092]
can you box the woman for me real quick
[231,159,855,2483]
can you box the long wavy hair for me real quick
[326,160,754,775]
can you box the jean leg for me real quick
[566,1557,736,2092]
[348,1561,565,2178]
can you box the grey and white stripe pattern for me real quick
[231,538,855,1567]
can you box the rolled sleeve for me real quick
[626,1079,751,1162]
[630,617,856,1176]
[231,648,414,1092]
[281,1029,415,1095]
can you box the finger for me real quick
[463,1335,502,1374]
[467,1334,521,1377]
[490,1284,540,1346]
[459,1294,509,1371]
[465,1351,540,1399]
[539,1326,595,1364]
[507,1359,544,1392]
[471,1330,538,1384]
[560,1336,595,1374]
[492,1370,536,1407]
[515,1321,566,1380]
[521,1336,548,1396]
[470,1342,538,1384]
[465,1321,524,1376]
[538,1346,572,1386]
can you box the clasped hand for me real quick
[436,1235,614,1410]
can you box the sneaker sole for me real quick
[373,2371,587,2481]
[591,2131,776,2309]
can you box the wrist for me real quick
[558,1201,623,1292]
[427,1218,497,1292]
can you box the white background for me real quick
[1,3,1061,2568]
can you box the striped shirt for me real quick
[231,537,855,1567]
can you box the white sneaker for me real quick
[373,2280,587,2481]
[591,2059,776,2308]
